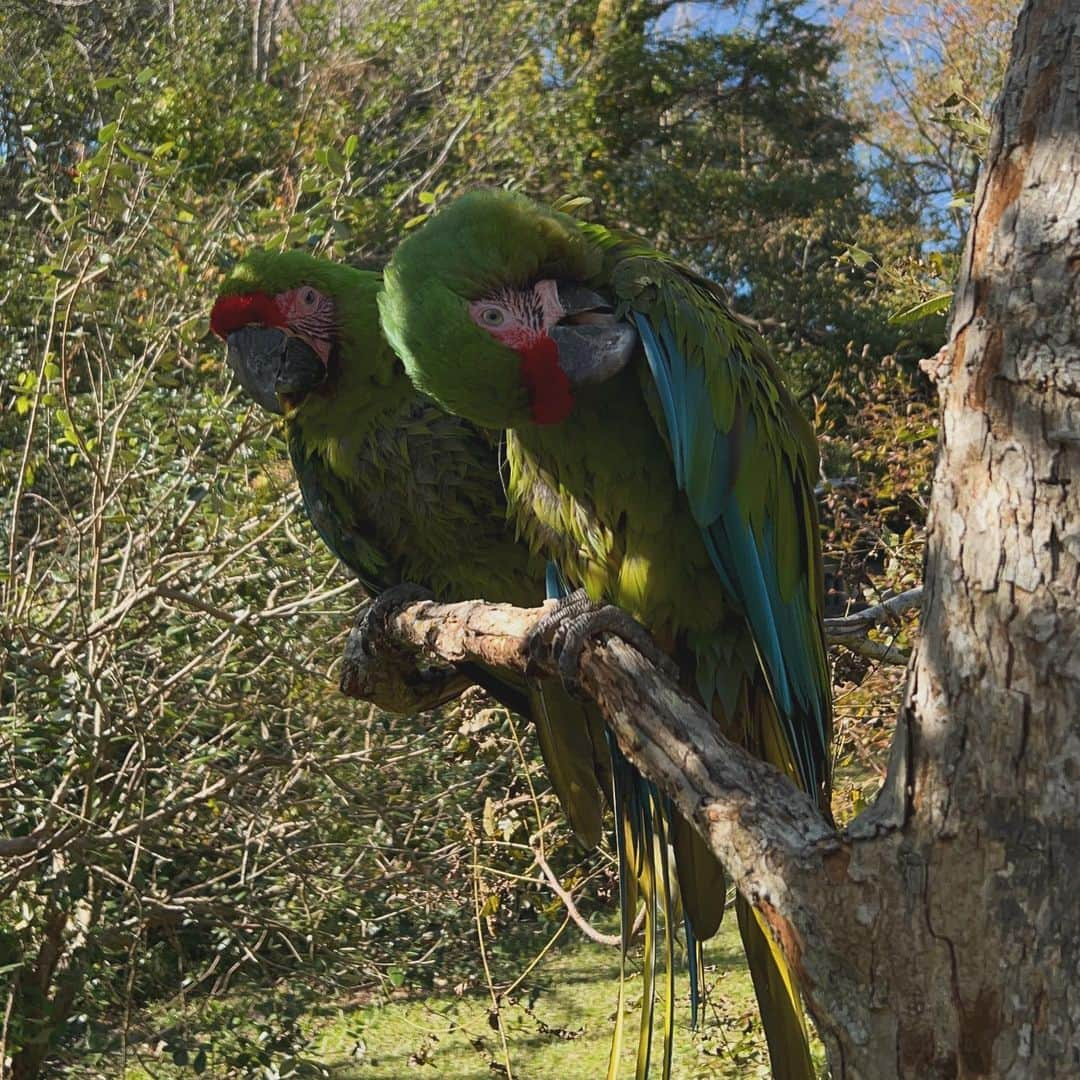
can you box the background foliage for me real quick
[0,0,1012,1074]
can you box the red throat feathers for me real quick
[519,335,573,425]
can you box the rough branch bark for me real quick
[341,584,923,715]
[349,595,838,881]
[338,601,475,712]
[342,3,1079,1074]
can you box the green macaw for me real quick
[379,190,833,1080]
[209,250,610,848]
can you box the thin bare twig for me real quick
[530,842,645,948]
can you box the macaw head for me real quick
[379,189,638,431]
[211,250,345,416]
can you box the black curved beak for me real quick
[225,326,326,414]
[549,281,638,386]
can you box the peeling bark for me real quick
[839,1,1080,1072]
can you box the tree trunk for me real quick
[803,2,1079,1073]
[343,2,1079,1074]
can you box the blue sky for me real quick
[657,1,830,36]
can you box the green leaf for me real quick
[888,292,953,326]
[403,215,428,230]
[418,191,436,205]
[93,76,125,91]
[839,244,874,269]
[344,134,358,158]
[897,426,939,444]
[119,142,151,164]
[326,147,345,175]
[98,121,119,143]
[551,194,592,214]
[387,966,405,987]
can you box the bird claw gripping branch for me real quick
[352,582,437,658]
[529,588,679,697]
[339,584,471,712]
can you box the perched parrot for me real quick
[209,250,611,848]
[379,190,833,1080]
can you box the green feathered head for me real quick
[211,250,398,422]
[217,248,359,301]
[379,190,610,430]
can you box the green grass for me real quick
[313,913,787,1079]
[101,911,828,1078]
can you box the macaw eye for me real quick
[479,307,505,327]
[303,289,316,305]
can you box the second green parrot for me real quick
[210,250,610,848]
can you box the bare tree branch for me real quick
[346,597,843,920]
[824,586,923,666]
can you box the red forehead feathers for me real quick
[210,291,286,339]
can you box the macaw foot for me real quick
[352,582,436,657]
[340,584,468,712]
[529,588,678,697]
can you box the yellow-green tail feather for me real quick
[671,812,726,940]
[606,736,682,1080]
[737,896,815,1080]
[739,685,818,1080]
[530,682,607,848]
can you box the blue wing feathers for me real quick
[635,314,685,487]
[545,560,569,600]
[635,311,828,795]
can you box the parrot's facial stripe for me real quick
[469,285,554,336]
[210,291,286,339]
[468,290,573,424]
